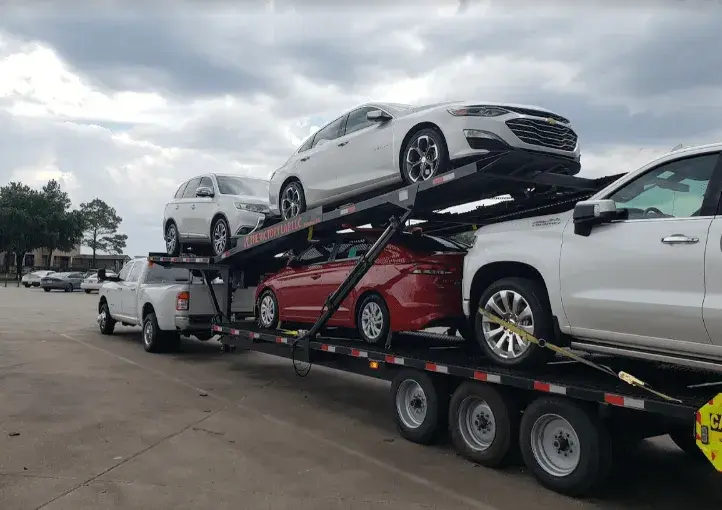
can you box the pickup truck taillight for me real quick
[176,291,190,311]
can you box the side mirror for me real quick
[98,269,106,281]
[573,199,626,236]
[196,186,214,198]
[367,110,392,122]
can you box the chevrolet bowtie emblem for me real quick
[546,117,557,125]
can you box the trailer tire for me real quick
[520,396,611,497]
[449,382,520,468]
[391,369,448,445]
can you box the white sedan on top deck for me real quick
[268,101,581,220]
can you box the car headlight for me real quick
[235,202,269,214]
[447,106,509,117]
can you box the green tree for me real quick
[0,183,46,286]
[79,198,128,268]
[40,180,85,268]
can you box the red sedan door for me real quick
[317,240,373,326]
[276,243,335,323]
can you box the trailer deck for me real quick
[145,148,722,497]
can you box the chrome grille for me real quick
[506,118,578,152]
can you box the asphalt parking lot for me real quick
[0,285,720,509]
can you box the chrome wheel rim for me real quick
[259,294,275,328]
[213,221,227,255]
[396,380,427,429]
[482,290,533,359]
[143,321,154,347]
[530,414,580,477]
[405,135,439,182]
[281,184,301,220]
[361,301,384,341]
[166,225,177,253]
[458,397,496,451]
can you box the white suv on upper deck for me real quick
[163,173,271,257]
[463,143,722,372]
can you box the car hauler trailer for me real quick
[145,150,722,497]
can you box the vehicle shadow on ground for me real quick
[107,330,721,507]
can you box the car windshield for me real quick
[145,265,191,283]
[216,175,269,197]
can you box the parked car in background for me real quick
[254,230,467,343]
[81,270,117,293]
[463,142,722,372]
[269,101,581,220]
[22,270,55,287]
[163,173,271,257]
[40,272,85,292]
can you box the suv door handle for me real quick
[661,234,699,244]
[337,141,349,147]
[191,204,195,209]
[310,274,321,280]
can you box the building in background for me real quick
[0,246,130,273]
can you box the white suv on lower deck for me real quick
[463,142,722,372]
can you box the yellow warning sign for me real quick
[696,393,722,471]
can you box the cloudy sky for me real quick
[1,0,721,256]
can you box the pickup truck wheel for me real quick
[142,312,165,353]
[98,302,115,335]
[256,289,279,330]
[475,277,554,368]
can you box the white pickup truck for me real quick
[96,258,254,352]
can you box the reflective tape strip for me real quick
[384,355,405,365]
[350,349,368,358]
[473,371,501,383]
[534,381,567,395]
[604,394,645,410]
[425,362,449,374]
[321,344,336,353]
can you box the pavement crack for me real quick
[34,409,224,510]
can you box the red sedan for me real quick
[254,231,466,343]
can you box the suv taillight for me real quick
[176,291,190,311]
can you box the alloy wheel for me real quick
[213,221,228,255]
[481,289,534,359]
[361,301,384,341]
[405,135,439,182]
[281,184,302,220]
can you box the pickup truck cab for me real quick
[463,142,722,372]
[96,258,253,352]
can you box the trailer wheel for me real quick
[391,369,448,445]
[520,396,612,497]
[449,382,520,467]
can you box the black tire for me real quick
[165,221,180,256]
[164,331,181,352]
[98,302,115,335]
[356,293,390,344]
[449,382,520,468]
[520,397,612,497]
[43,287,50,292]
[142,312,166,353]
[84,289,91,294]
[279,180,307,220]
[64,283,73,292]
[474,277,554,368]
[256,288,279,330]
[23,283,30,288]
[669,426,707,461]
[400,127,450,185]
[391,369,448,445]
[211,216,231,257]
